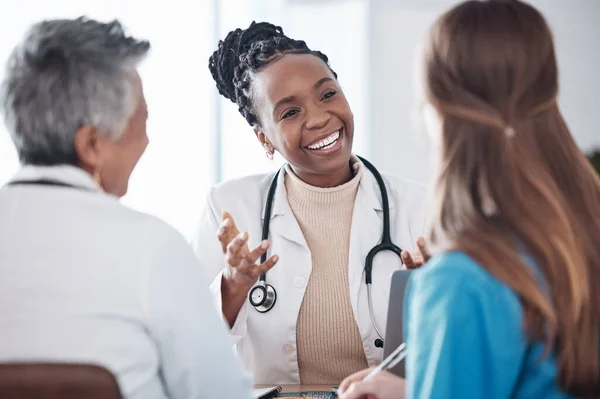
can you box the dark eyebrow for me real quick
[272,96,296,116]
[314,77,334,89]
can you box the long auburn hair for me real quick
[423,0,600,396]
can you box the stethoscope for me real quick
[249,156,403,348]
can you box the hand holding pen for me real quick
[337,343,407,399]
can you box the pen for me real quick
[363,342,407,382]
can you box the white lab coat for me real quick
[0,165,252,399]
[191,161,429,384]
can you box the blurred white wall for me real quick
[0,0,598,236]
[284,0,600,184]
[0,0,215,238]
[367,0,600,183]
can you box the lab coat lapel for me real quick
[260,168,307,248]
[347,171,386,311]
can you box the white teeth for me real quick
[307,131,340,150]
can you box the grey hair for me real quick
[0,17,150,165]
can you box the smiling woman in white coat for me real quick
[0,18,251,399]
[192,22,429,385]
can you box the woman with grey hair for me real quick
[0,17,252,399]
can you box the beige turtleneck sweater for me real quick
[285,160,369,384]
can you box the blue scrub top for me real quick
[403,251,576,398]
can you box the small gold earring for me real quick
[92,171,102,186]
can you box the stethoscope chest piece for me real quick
[249,281,277,313]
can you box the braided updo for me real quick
[208,21,337,127]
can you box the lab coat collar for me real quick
[261,164,289,220]
[258,165,306,247]
[260,155,395,221]
[357,158,396,213]
[8,164,103,192]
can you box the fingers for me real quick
[416,236,431,261]
[340,380,375,399]
[246,240,278,271]
[245,240,270,264]
[222,211,233,223]
[255,254,279,276]
[401,250,417,269]
[218,211,280,277]
[218,215,239,253]
[401,237,431,270]
[217,218,232,254]
[223,213,241,239]
[225,232,249,267]
[339,368,374,393]
[225,236,279,276]
[218,212,250,256]
[239,239,278,277]
[342,373,407,399]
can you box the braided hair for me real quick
[208,21,337,127]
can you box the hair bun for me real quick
[208,21,286,103]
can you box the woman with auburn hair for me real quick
[339,0,600,398]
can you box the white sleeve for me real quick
[191,191,250,343]
[145,225,252,399]
[209,270,251,342]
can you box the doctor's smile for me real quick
[304,128,344,154]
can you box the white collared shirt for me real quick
[0,165,252,399]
